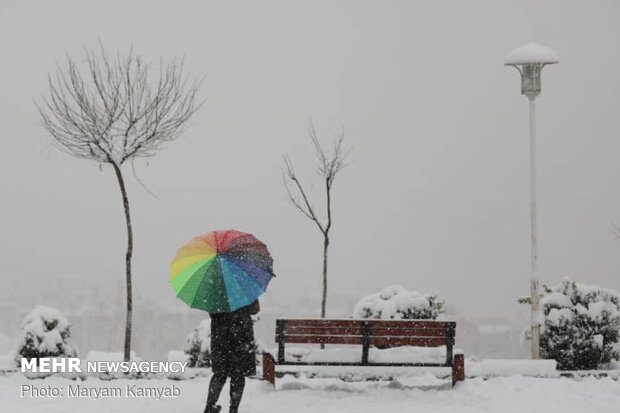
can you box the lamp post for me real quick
[504,43,558,360]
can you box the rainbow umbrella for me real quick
[170,230,275,313]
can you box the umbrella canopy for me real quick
[170,230,275,313]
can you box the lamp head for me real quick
[504,43,558,100]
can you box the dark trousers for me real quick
[205,373,246,413]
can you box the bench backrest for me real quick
[275,318,456,365]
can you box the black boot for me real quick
[204,404,221,413]
[205,374,227,413]
[229,375,246,413]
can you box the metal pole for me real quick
[529,96,541,359]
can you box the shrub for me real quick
[353,285,445,320]
[523,278,620,370]
[15,305,76,366]
[184,319,211,368]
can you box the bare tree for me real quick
[283,123,348,319]
[37,45,202,362]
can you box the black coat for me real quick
[209,302,257,377]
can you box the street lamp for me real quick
[504,43,558,360]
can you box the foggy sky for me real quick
[1,0,620,323]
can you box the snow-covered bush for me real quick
[15,305,77,366]
[525,278,620,370]
[353,285,445,320]
[184,319,211,368]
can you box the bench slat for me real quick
[274,361,449,367]
[278,319,364,329]
[371,327,446,337]
[277,335,364,345]
[366,320,454,330]
[278,335,448,347]
[281,328,445,338]
[370,337,447,347]
[279,319,453,330]
[285,326,363,336]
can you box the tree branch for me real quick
[38,45,203,166]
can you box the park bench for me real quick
[262,318,465,386]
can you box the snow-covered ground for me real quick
[1,373,619,413]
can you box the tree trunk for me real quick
[321,235,329,319]
[320,235,329,349]
[112,163,133,363]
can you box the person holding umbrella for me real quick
[205,298,260,413]
[169,230,275,413]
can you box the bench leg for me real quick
[452,354,465,386]
[263,352,276,386]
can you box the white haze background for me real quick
[1,0,620,358]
